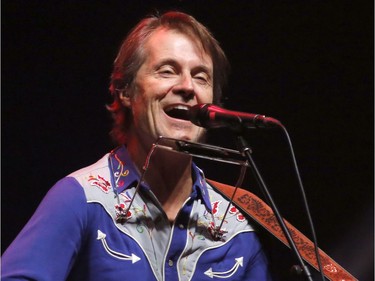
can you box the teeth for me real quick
[165,105,189,112]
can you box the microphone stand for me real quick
[236,135,314,281]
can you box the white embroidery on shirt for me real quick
[97,230,140,263]
[204,257,243,279]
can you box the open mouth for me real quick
[164,105,190,121]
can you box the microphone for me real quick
[189,104,281,129]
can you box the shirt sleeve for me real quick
[1,177,88,281]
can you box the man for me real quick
[2,11,272,280]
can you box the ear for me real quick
[118,90,132,108]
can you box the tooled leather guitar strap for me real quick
[207,179,358,281]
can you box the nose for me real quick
[173,74,195,101]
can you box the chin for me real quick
[174,130,207,143]
[156,123,206,143]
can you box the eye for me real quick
[194,72,211,85]
[157,65,176,77]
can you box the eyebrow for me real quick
[154,59,178,70]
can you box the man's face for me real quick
[124,28,214,149]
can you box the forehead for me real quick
[143,27,213,68]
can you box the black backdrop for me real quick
[2,1,373,280]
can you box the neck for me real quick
[127,135,194,222]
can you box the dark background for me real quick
[2,1,373,280]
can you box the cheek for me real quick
[130,91,159,128]
[198,90,214,104]
[134,80,168,104]
[128,94,146,122]
[130,83,153,110]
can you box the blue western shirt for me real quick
[2,146,272,280]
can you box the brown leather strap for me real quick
[207,179,358,281]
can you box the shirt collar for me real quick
[109,145,140,194]
[109,145,213,212]
[191,163,213,212]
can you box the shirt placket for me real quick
[164,198,194,281]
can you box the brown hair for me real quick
[107,11,230,144]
